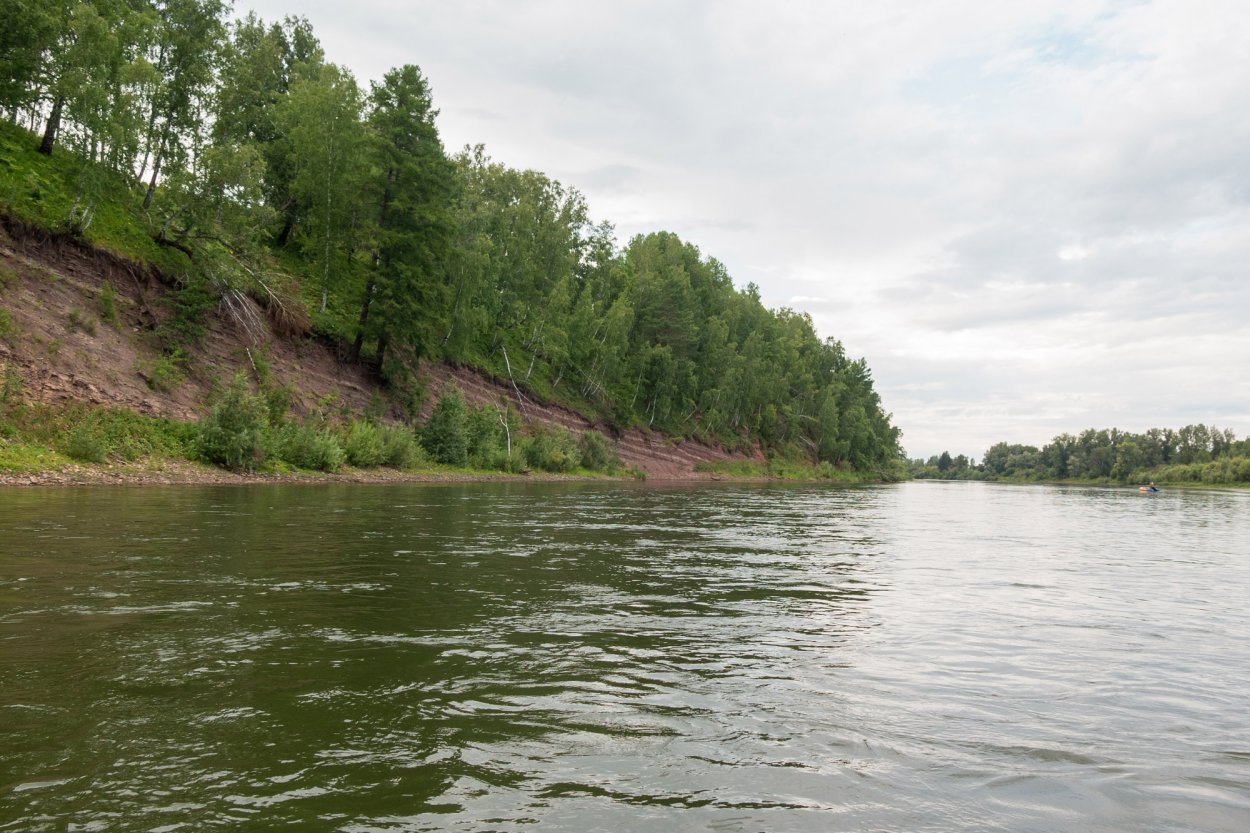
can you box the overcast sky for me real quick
[243,0,1250,459]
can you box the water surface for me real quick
[2,481,1248,831]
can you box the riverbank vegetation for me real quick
[0,369,632,478]
[0,3,901,477]
[910,425,1250,486]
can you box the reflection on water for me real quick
[2,481,1249,831]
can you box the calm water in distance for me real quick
[1,481,1249,832]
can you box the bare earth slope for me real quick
[0,218,759,479]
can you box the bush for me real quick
[160,273,216,346]
[577,430,618,472]
[147,349,186,392]
[97,282,118,325]
[275,421,344,471]
[379,424,424,469]
[422,387,468,466]
[466,405,501,468]
[65,422,109,463]
[51,406,195,464]
[523,426,579,472]
[104,411,196,460]
[197,373,270,471]
[264,385,294,424]
[0,308,18,342]
[1,362,21,404]
[341,420,385,468]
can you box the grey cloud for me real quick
[238,0,1250,458]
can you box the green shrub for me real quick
[577,430,618,472]
[264,385,294,424]
[275,421,344,471]
[341,419,385,468]
[147,349,186,392]
[379,424,424,469]
[0,308,18,342]
[65,422,109,463]
[523,426,579,472]
[466,405,501,468]
[197,373,270,471]
[96,282,118,325]
[422,387,468,466]
[45,405,195,464]
[160,273,216,347]
[96,410,196,461]
[0,362,21,404]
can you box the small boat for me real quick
[1139,486,1159,494]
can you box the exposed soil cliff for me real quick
[0,217,761,479]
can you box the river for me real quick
[2,481,1248,832]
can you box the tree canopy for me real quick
[0,4,902,472]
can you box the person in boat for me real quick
[1143,481,1159,493]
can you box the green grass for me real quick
[0,122,190,276]
[0,441,69,472]
[0,400,198,467]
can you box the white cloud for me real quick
[240,0,1250,458]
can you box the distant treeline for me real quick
[911,424,1250,485]
[0,2,901,472]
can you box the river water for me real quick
[1,481,1248,832]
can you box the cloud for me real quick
[240,0,1250,458]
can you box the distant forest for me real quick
[0,2,901,472]
[911,424,1250,485]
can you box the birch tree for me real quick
[278,62,365,313]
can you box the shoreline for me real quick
[0,460,646,488]
[0,459,875,489]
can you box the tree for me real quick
[0,0,63,122]
[213,13,323,243]
[355,64,454,370]
[31,1,138,157]
[422,386,468,466]
[139,0,228,210]
[277,62,366,312]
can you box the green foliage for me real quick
[695,457,884,483]
[0,308,17,341]
[358,64,456,368]
[522,426,579,473]
[147,349,187,392]
[465,405,501,468]
[0,442,67,472]
[96,281,119,325]
[422,387,468,466]
[64,422,109,463]
[0,3,908,475]
[920,424,1250,486]
[3,399,195,467]
[341,419,385,467]
[275,420,344,471]
[908,452,984,480]
[263,385,294,424]
[378,424,424,469]
[0,362,21,403]
[577,430,618,472]
[277,62,366,313]
[197,373,270,471]
[1141,456,1250,485]
[160,274,216,347]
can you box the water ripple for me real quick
[2,482,1249,831]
